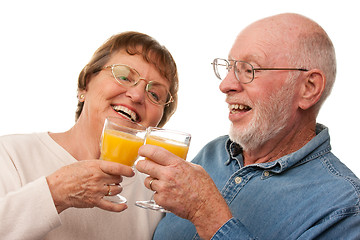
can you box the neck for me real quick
[49,119,102,161]
[242,120,316,166]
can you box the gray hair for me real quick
[288,30,336,113]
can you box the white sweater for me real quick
[0,133,163,240]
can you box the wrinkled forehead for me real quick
[228,21,292,62]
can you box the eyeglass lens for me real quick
[213,59,254,83]
[111,65,171,105]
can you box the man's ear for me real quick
[298,69,326,110]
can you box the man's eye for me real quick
[245,68,253,74]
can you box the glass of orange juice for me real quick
[135,127,191,212]
[100,117,146,203]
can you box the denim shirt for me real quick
[153,124,360,240]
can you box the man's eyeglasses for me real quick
[103,64,174,106]
[212,58,308,84]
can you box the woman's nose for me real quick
[125,80,147,103]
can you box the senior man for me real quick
[136,13,360,239]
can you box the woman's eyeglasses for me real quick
[104,64,173,106]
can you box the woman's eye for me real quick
[117,76,135,84]
[149,91,160,102]
[118,76,130,81]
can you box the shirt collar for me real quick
[224,139,244,166]
[224,123,331,173]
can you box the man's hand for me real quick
[136,144,232,239]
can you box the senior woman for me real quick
[0,31,178,239]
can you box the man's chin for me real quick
[229,125,263,152]
[229,125,249,145]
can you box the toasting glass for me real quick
[135,127,191,211]
[100,117,146,203]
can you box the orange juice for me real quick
[101,129,144,166]
[146,135,189,159]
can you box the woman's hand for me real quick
[46,160,134,214]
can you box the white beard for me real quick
[229,80,297,151]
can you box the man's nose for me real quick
[219,70,244,94]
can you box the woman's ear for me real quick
[298,69,326,110]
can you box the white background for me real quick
[0,0,359,176]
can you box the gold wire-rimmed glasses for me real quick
[212,58,309,84]
[103,64,174,106]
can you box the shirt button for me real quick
[264,171,270,177]
[235,177,242,184]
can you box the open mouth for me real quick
[111,105,139,122]
[229,104,252,114]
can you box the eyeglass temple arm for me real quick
[253,68,308,71]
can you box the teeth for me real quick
[229,104,250,113]
[111,105,138,122]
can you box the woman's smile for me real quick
[111,104,140,122]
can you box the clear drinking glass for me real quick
[135,127,191,212]
[100,117,146,203]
